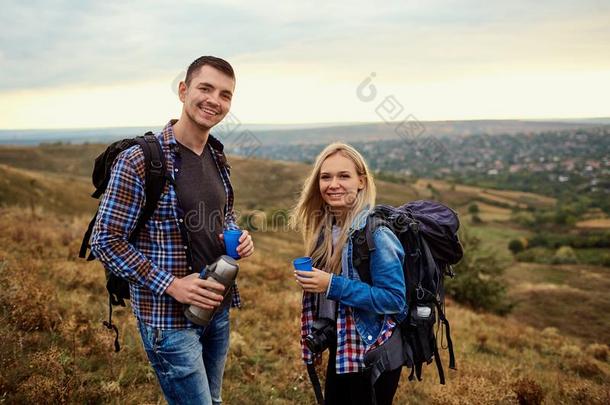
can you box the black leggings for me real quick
[324,343,402,405]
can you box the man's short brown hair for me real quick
[185,56,235,85]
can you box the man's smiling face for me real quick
[179,65,235,132]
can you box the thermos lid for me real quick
[219,255,237,266]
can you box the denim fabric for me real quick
[326,208,407,345]
[137,305,231,405]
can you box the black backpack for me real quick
[79,132,167,351]
[352,200,462,384]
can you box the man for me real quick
[91,56,254,405]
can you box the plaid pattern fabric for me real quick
[300,292,317,364]
[335,306,396,374]
[335,305,364,374]
[91,120,240,329]
[301,292,396,374]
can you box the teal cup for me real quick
[293,256,313,271]
[223,229,242,259]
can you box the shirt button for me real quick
[368,335,373,341]
[183,245,188,250]
[188,266,192,271]
[174,168,179,172]
[179,218,183,223]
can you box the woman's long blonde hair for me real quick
[290,143,376,275]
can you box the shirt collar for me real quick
[348,205,372,234]
[159,120,177,154]
[164,119,226,153]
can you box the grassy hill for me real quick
[0,164,97,216]
[0,144,422,223]
[0,144,608,404]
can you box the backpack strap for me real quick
[352,214,380,285]
[131,132,167,242]
[102,295,121,352]
[433,342,446,385]
[80,214,99,260]
[79,132,167,260]
[435,301,456,370]
[306,363,324,405]
[363,324,405,386]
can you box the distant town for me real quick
[225,125,610,216]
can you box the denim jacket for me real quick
[326,207,407,344]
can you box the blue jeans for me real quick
[137,305,231,405]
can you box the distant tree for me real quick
[511,211,536,227]
[468,203,480,215]
[508,239,525,254]
[445,231,513,315]
[426,183,440,200]
[552,246,578,264]
[553,208,578,226]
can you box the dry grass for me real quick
[467,201,513,222]
[0,207,162,404]
[0,143,105,178]
[505,262,610,344]
[413,179,556,210]
[0,146,416,218]
[1,205,609,404]
[512,377,545,405]
[481,188,556,207]
[575,218,610,229]
[0,145,606,404]
[0,164,97,216]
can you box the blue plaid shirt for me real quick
[91,120,241,329]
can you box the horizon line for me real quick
[1,115,609,132]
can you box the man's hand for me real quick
[219,230,254,259]
[294,267,332,293]
[165,273,225,310]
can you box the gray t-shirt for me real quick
[175,141,227,274]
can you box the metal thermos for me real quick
[184,255,239,326]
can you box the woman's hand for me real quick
[294,267,332,293]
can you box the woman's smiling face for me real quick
[319,152,364,211]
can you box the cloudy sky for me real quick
[1,0,609,129]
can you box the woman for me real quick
[291,143,407,405]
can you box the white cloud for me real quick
[0,0,608,127]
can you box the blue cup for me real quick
[293,256,313,271]
[223,229,242,259]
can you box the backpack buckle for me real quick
[416,285,425,300]
[150,160,163,169]
[446,265,456,278]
